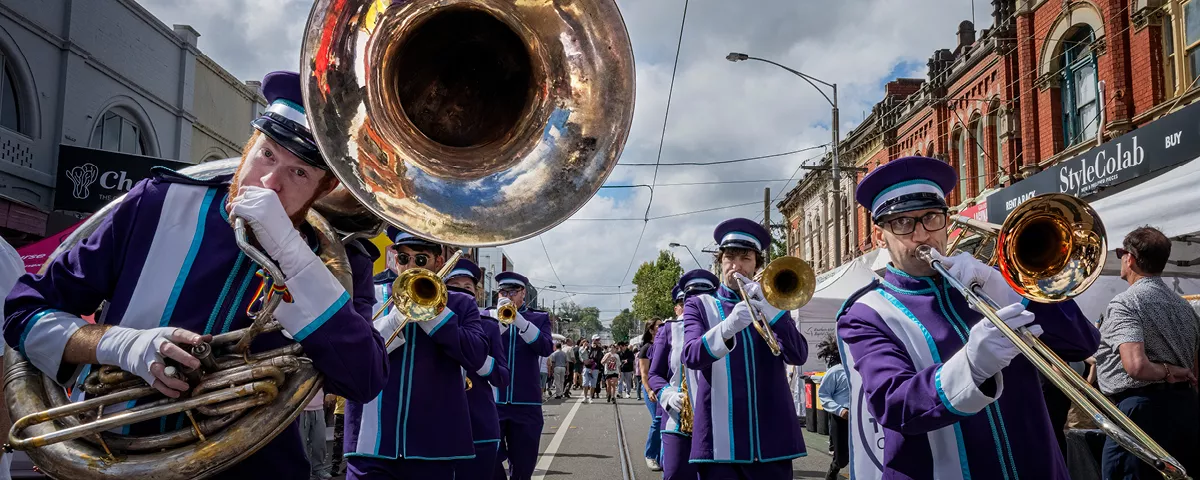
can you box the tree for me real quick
[770,223,788,260]
[609,308,637,344]
[631,250,684,323]
[553,301,603,339]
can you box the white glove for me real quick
[229,186,318,278]
[499,297,531,330]
[96,326,204,398]
[373,311,407,353]
[964,302,1043,385]
[931,250,1021,306]
[735,273,784,322]
[663,389,683,411]
[717,301,754,340]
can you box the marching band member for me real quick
[443,258,511,480]
[649,269,718,480]
[836,156,1100,479]
[680,218,809,479]
[2,71,388,478]
[486,271,554,480]
[345,228,487,479]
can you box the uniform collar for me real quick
[882,263,941,292]
[716,284,741,303]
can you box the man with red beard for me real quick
[2,71,388,479]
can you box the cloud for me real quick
[142,0,991,319]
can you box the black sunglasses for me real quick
[1116,248,1134,259]
[396,252,430,267]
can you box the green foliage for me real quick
[553,301,603,340]
[609,308,637,344]
[631,250,684,323]
[770,223,788,260]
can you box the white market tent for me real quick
[789,250,884,373]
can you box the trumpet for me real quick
[930,193,1186,479]
[496,303,517,325]
[376,250,464,348]
[678,370,693,434]
[732,256,816,356]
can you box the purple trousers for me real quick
[458,441,499,479]
[493,404,543,480]
[662,433,698,480]
[697,460,793,480]
[346,457,457,480]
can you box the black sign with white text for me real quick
[986,101,1200,223]
[54,145,189,213]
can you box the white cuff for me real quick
[514,314,540,344]
[274,259,350,342]
[937,351,1003,416]
[753,301,785,324]
[702,321,737,360]
[417,308,454,336]
[477,356,496,376]
[373,312,406,354]
[19,310,88,386]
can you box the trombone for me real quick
[930,193,1187,479]
[732,256,816,356]
[375,250,464,348]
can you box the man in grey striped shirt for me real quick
[1094,226,1199,479]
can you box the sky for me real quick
[141,0,993,321]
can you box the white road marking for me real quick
[532,397,585,480]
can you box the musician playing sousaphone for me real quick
[349,228,487,479]
[2,71,389,478]
[680,218,809,479]
[836,156,1100,479]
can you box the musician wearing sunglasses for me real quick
[836,156,1099,480]
[2,71,389,478]
[442,257,512,480]
[484,271,553,480]
[345,227,487,480]
[679,218,809,480]
[649,270,718,480]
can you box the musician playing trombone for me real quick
[649,269,718,480]
[346,227,487,479]
[836,156,1100,480]
[680,218,809,479]
[2,71,389,478]
[443,257,511,480]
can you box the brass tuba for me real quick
[3,160,339,479]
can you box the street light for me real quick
[727,52,848,264]
[668,242,703,269]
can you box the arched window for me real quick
[0,52,24,134]
[992,110,1004,182]
[974,116,987,193]
[952,129,968,202]
[90,108,148,155]
[1161,0,1200,99]
[1061,27,1100,147]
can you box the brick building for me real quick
[780,0,1200,271]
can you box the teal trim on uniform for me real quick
[742,329,755,461]
[425,310,455,337]
[702,336,717,359]
[204,253,245,335]
[406,454,478,460]
[120,400,137,435]
[473,439,501,444]
[759,451,808,462]
[872,178,939,207]
[18,309,57,358]
[217,192,230,222]
[221,267,257,334]
[993,405,1021,480]
[480,357,494,377]
[930,282,969,345]
[520,322,541,344]
[885,263,935,280]
[346,452,394,460]
[982,408,1012,480]
[934,365,970,416]
[294,292,350,342]
[1021,298,1030,307]
[687,458,755,464]
[373,390,384,455]
[505,401,545,406]
[160,188,217,327]
[400,323,418,457]
[768,309,786,326]
[880,279,935,296]
[715,299,736,461]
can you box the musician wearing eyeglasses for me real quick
[679,218,809,479]
[344,227,487,479]
[442,257,512,480]
[484,271,553,480]
[836,156,1100,480]
[2,71,389,478]
[649,270,718,480]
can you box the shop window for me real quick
[0,52,24,134]
[90,109,148,155]
[1060,27,1100,147]
[1162,0,1200,98]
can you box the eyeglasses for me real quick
[1116,248,1134,260]
[396,253,430,267]
[878,211,948,235]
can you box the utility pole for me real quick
[830,84,842,264]
[763,187,771,262]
